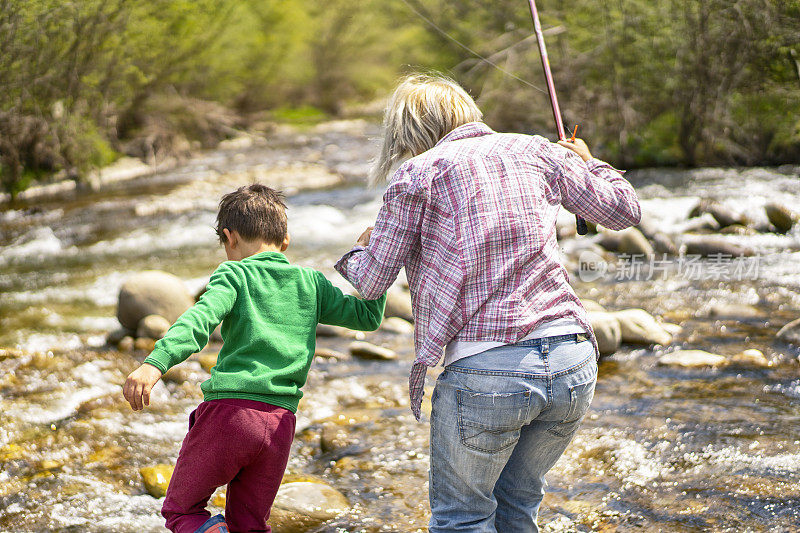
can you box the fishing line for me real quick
[398,0,547,94]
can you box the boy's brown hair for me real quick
[215,184,287,246]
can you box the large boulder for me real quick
[764,202,797,234]
[117,271,194,330]
[588,312,621,356]
[611,309,672,346]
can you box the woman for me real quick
[335,74,640,532]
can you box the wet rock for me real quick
[661,323,683,336]
[581,300,606,313]
[719,224,757,236]
[316,324,362,339]
[133,337,156,352]
[273,481,349,520]
[636,219,679,255]
[682,238,754,257]
[588,312,621,356]
[39,459,62,470]
[162,363,196,384]
[212,491,226,508]
[776,318,800,346]
[730,349,770,367]
[314,348,349,361]
[380,317,414,335]
[348,341,397,361]
[198,352,218,372]
[706,302,763,318]
[764,202,797,233]
[117,271,194,330]
[136,314,171,340]
[106,326,134,346]
[689,200,746,228]
[118,336,135,352]
[612,309,672,346]
[650,233,679,255]
[598,227,653,256]
[385,289,413,322]
[140,464,174,498]
[658,350,726,368]
[681,213,720,233]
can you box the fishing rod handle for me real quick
[576,216,588,235]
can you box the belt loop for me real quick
[541,338,550,355]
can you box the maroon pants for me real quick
[161,399,296,533]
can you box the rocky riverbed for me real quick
[1,121,800,531]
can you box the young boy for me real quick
[123,184,386,533]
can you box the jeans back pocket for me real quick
[548,378,596,438]
[456,389,531,453]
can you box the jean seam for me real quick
[446,352,592,380]
[447,367,549,379]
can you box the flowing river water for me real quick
[1,121,799,532]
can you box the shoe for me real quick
[194,514,229,533]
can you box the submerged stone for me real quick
[776,317,800,346]
[272,481,349,521]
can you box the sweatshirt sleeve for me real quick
[543,140,641,230]
[143,263,238,373]
[315,271,386,332]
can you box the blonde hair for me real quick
[370,73,483,185]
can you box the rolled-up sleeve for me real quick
[335,165,426,300]
[544,142,641,230]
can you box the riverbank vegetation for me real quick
[1,0,798,197]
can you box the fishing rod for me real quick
[527,0,588,236]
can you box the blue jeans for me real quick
[428,334,598,533]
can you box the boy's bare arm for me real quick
[123,363,162,411]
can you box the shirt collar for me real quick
[243,251,289,263]
[435,122,495,146]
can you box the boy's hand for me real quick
[557,138,593,162]
[123,363,162,411]
[357,226,373,247]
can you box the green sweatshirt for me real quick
[144,251,386,413]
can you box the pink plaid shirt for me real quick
[335,122,640,419]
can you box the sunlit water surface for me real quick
[1,125,799,531]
